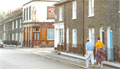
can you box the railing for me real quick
[56,43,120,63]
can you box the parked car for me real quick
[0,40,3,48]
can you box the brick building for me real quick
[0,9,23,45]
[22,0,59,47]
[54,0,120,62]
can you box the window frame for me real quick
[59,7,63,21]
[47,29,54,40]
[72,0,77,19]
[88,0,94,17]
[72,29,77,48]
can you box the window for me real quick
[34,32,36,40]
[89,28,94,44]
[27,8,28,20]
[12,33,14,40]
[16,33,18,41]
[29,6,31,20]
[48,29,54,40]
[37,32,39,40]
[19,19,22,28]
[66,28,69,44]
[89,0,94,17]
[33,28,40,40]
[72,1,77,19]
[72,29,77,48]
[16,20,18,29]
[59,7,63,21]
[12,21,14,30]
[19,33,22,42]
[24,9,25,20]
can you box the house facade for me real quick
[22,0,59,47]
[55,0,120,62]
[0,9,23,45]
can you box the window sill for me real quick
[88,15,94,17]
[72,17,77,20]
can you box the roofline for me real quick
[54,0,72,6]
[23,0,60,6]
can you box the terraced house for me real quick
[54,0,120,63]
[22,0,59,47]
[0,9,23,46]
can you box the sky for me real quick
[0,0,31,12]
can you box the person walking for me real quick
[85,39,94,68]
[95,37,104,67]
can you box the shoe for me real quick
[98,64,100,67]
[100,65,103,67]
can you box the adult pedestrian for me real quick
[85,38,94,68]
[95,37,104,67]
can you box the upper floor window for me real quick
[12,21,14,30]
[19,19,22,28]
[16,20,18,29]
[89,0,94,17]
[72,1,77,19]
[119,0,120,13]
[29,6,31,20]
[59,7,63,21]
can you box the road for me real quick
[0,48,81,69]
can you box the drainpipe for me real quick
[64,4,66,52]
[82,0,85,56]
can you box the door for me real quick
[110,30,113,60]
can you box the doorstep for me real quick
[60,52,120,68]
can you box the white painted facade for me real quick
[23,1,56,23]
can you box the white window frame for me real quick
[47,29,54,40]
[88,0,94,17]
[89,28,95,44]
[72,29,77,48]
[59,7,63,21]
[66,28,69,44]
[72,1,77,19]
[12,33,14,40]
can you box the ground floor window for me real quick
[33,27,40,40]
[47,29,54,40]
[72,29,77,48]
[89,28,94,44]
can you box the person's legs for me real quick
[90,51,94,65]
[86,51,90,68]
[86,59,89,68]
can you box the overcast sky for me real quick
[0,0,31,12]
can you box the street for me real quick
[0,48,81,69]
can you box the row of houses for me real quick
[0,0,59,47]
[54,0,120,62]
[0,0,119,63]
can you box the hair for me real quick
[87,39,89,42]
[97,37,100,40]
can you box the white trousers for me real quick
[86,51,94,68]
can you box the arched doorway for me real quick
[107,27,114,61]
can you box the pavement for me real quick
[20,47,118,69]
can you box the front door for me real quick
[110,30,113,60]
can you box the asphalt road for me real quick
[0,48,82,69]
